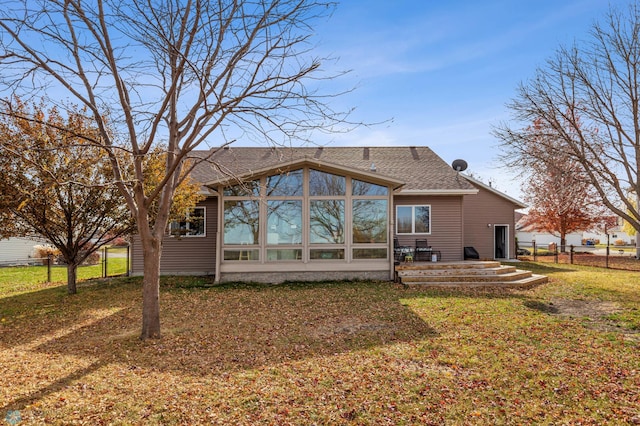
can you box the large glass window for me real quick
[352,179,388,196]
[267,200,302,245]
[267,169,303,196]
[223,180,260,197]
[309,169,345,196]
[169,207,205,237]
[310,200,344,244]
[224,200,260,244]
[221,168,392,263]
[352,199,387,243]
[396,205,430,234]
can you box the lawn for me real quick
[0,255,128,296]
[0,263,638,424]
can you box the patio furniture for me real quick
[414,239,433,261]
[464,246,480,260]
[394,237,413,262]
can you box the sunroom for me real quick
[208,160,404,282]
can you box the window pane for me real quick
[267,169,303,196]
[396,206,413,234]
[223,200,260,244]
[169,207,205,236]
[310,249,345,260]
[353,200,387,243]
[352,179,388,196]
[267,200,302,245]
[224,249,260,261]
[223,180,260,197]
[353,248,387,259]
[267,249,302,261]
[310,200,344,243]
[309,170,345,196]
[415,206,430,233]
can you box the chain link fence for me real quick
[515,240,640,271]
[0,245,130,283]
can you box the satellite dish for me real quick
[451,159,468,172]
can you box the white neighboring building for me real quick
[0,237,43,263]
[516,215,635,248]
[516,230,584,247]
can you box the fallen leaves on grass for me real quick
[0,276,638,424]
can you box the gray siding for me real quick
[463,184,518,259]
[0,237,42,262]
[394,195,464,261]
[131,197,218,275]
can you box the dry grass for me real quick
[1,268,639,425]
[520,253,640,271]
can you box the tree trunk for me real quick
[140,236,162,339]
[67,262,78,295]
[560,235,566,254]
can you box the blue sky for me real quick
[307,0,613,199]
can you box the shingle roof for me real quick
[188,146,476,194]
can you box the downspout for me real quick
[389,189,395,281]
[215,188,223,283]
[461,194,465,261]
[390,183,404,281]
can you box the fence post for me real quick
[570,245,574,264]
[47,254,52,283]
[103,246,108,278]
[126,245,130,277]
[533,241,537,261]
[606,243,610,269]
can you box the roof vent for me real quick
[410,146,419,160]
[370,162,377,172]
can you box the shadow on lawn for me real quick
[1,280,436,411]
[0,360,107,416]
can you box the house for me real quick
[0,237,43,264]
[516,214,635,248]
[131,146,526,283]
[463,176,526,259]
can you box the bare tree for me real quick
[0,0,351,339]
[494,2,640,257]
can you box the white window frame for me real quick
[169,207,206,237]
[396,205,431,235]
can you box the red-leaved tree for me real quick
[519,119,605,252]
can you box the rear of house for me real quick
[131,146,523,282]
[463,177,526,260]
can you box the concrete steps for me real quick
[396,261,548,289]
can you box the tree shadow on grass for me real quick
[0,360,106,415]
[0,277,141,349]
[44,281,437,373]
[1,280,437,413]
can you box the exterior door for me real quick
[494,225,508,259]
